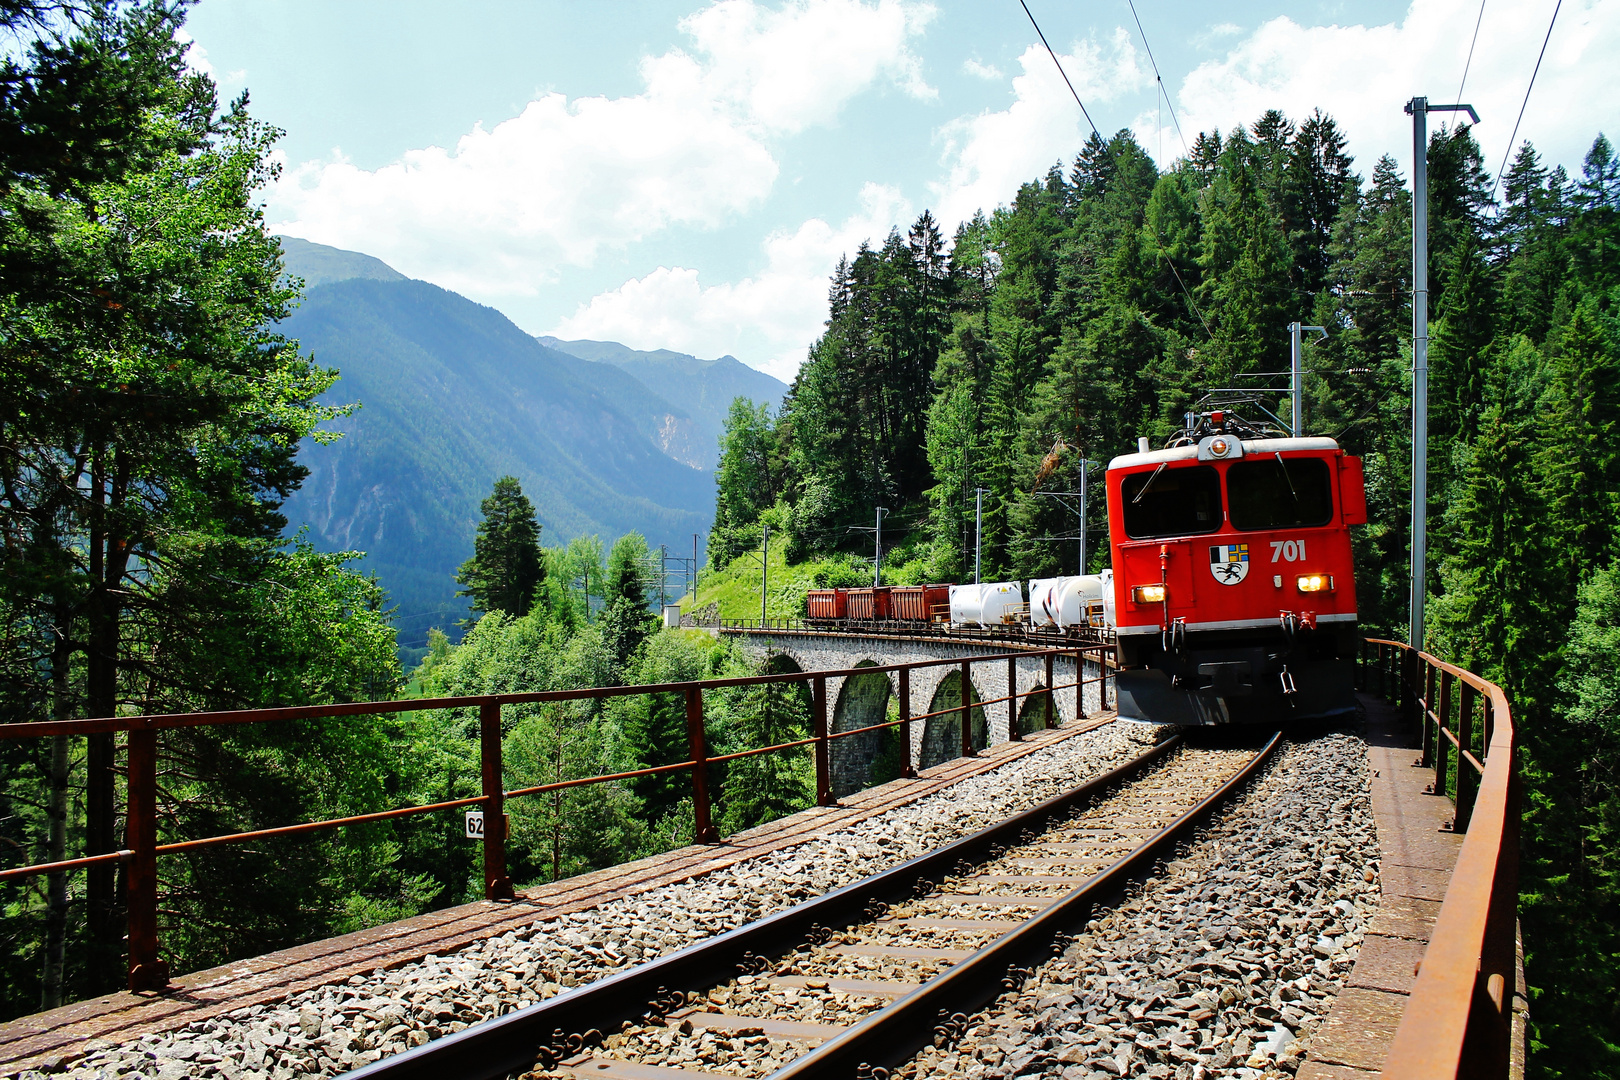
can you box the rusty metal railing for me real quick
[1359,638,1520,1079]
[0,642,1113,995]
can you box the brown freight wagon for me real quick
[806,588,848,620]
[846,586,892,621]
[890,584,949,622]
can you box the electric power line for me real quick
[1489,0,1563,206]
[1165,257,1212,338]
[1123,0,1188,156]
[1017,0,1100,139]
[1452,0,1487,111]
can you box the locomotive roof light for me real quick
[1196,434,1246,461]
[1296,574,1334,593]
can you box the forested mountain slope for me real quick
[537,336,787,469]
[275,258,715,654]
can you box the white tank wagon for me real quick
[949,581,1024,627]
[1027,574,1115,631]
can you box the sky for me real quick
[184,0,1620,383]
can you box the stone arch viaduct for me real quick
[718,628,1109,798]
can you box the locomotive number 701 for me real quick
[1270,539,1307,563]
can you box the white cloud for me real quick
[1151,0,1620,181]
[550,183,913,382]
[1208,22,1243,38]
[175,31,245,88]
[931,31,1148,231]
[660,0,938,134]
[175,31,213,78]
[269,0,935,298]
[962,57,1003,80]
[273,94,778,298]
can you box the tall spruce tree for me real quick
[600,532,654,670]
[456,477,545,622]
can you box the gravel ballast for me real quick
[900,727,1378,1080]
[15,722,1147,1080]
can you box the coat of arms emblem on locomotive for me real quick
[1209,543,1250,585]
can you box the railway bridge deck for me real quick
[0,634,1521,1080]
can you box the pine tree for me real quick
[601,533,654,670]
[455,477,544,622]
[1430,347,1561,707]
[1540,298,1620,580]
[1282,110,1355,303]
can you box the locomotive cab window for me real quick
[1228,456,1334,530]
[1121,464,1222,539]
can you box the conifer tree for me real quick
[601,533,654,670]
[455,477,544,622]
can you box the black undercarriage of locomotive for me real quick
[1114,620,1359,725]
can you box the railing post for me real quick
[1399,646,1407,706]
[1075,649,1085,719]
[125,725,168,992]
[1431,670,1452,769]
[479,702,515,899]
[898,666,916,778]
[812,676,834,805]
[960,660,974,758]
[1457,694,1482,831]
[1007,655,1021,741]
[1101,645,1112,712]
[685,687,720,843]
[1443,681,1469,809]
[1483,682,1496,751]
[1044,652,1055,729]
[1424,661,1437,733]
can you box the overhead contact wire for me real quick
[1019,0,1204,341]
[1017,0,1101,139]
[1489,0,1562,206]
[1124,0,1188,156]
[1452,0,1487,115]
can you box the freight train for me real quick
[803,410,1364,725]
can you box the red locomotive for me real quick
[1106,410,1365,724]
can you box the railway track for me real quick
[351,731,1282,1080]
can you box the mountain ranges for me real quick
[275,237,786,660]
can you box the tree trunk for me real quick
[42,598,76,1008]
[41,731,69,1010]
[84,450,135,991]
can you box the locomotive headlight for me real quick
[1209,437,1230,457]
[1296,574,1335,593]
[1132,584,1166,604]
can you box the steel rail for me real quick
[348,732,1279,1080]
[774,730,1283,1079]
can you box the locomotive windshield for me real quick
[1228,456,1334,530]
[1121,464,1222,539]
